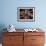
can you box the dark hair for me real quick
[20,9,25,11]
[28,9,33,11]
[28,9,33,13]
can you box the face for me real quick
[28,11,33,17]
[20,11,25,16]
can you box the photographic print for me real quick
[17,7,35,22]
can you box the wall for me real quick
[0,0,46,44]
[0,0,46,29]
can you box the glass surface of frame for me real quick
[17,7,35,22]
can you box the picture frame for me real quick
[17,7,35,22]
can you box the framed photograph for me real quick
[17,7,35,22]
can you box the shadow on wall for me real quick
[0,24,7,43]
